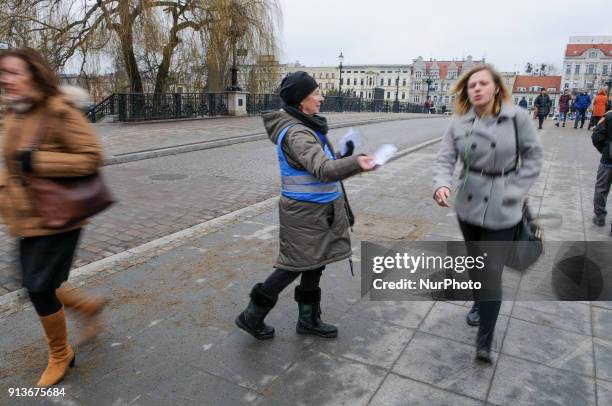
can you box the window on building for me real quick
[388,78,391,86]
[380,79,384,86]
[603,65,609,75]
[360,91,363,98]
[575,64,581,74]
[415,71,422,78]
[518,87,526,92]
[332,73,335,79]
[413,95,420,103]
[444,96,449,104]
[528,97,533,106]
[564,82,569,89]
[566,64,571,75]
[402,79,406,86]
[514,97,518,104]
[368,92,371,98]
[387,71,392,73]
[353,78,357,85]
[347,71,352,73]
[551,99,555,107]
[589,51,598,58]
[402,92,405,99]
[369,78,373,86]
[340,78,344,85]
[434,96,438,103]
[387,92,391,99]
[414,82,421,90]
[434,83,439,91]
[325,73,329,79]
[360,78,364,86]
[451,96,455,104]
[547,87,556,92]
[587,64,595,74]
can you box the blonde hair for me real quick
[450,64,510,116]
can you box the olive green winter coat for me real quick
[263,110,363,271]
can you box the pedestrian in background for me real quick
[574,89,592,129]
[556,89,572,128]
[0,48,108,387]
[589,88,608,130]
[518,96,528,109]
[236,71,376,340]
[534,88,552,130]
[591,110,612,231]
[432,65,543,362]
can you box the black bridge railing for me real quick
[89,92,429,122]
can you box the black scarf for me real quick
[283,105,329,135]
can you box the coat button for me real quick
[467,194,473,201]
[484,196,489,203]
[490,142,496,148]
[471,143,477,150]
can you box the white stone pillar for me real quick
[226,91,249,116]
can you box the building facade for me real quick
[561,36,612,94]
[410,56,481,111]
[512,75,562,112]
[284,64,338,94]
[339,65,412,101]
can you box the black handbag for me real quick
[505,117,544,271]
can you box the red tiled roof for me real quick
[512,76,561,93]
[425,61,482,80]
[565,44,612,57]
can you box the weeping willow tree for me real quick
[201,0,279,92]
[0,0,281,93]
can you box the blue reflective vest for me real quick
[276,125,342,203]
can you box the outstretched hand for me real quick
[358,155,377,172]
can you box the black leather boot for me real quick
[295,286,337,338]
[466,302,480,326]
[235,283,277,340]
[475,326,494,363]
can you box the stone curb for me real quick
[0,135,442,317]
[104,115,440,166]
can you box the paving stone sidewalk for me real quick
[95,112,432,157]
[1,120,610,405]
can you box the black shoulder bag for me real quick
[505,117,544,271]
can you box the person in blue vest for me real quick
[236,71,376,340]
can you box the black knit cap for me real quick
[279,71,319,107]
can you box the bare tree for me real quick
[1,0,281,94]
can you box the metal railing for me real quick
[245,94,428,115]
[88,94,115,123]
[88,92,431,122]
[115,93,229,122]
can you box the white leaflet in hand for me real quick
[339,128,361,156]
[372,144,398,166]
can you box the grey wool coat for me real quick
[263,110,363,271]
[432,104,544,230]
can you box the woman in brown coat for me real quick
[0,48,108,387]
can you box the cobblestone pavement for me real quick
[1,119,610,405]
[0,115,447,294]
[97,112,432,157]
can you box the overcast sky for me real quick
[276,0,610,72]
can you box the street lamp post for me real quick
[338,52,344,112]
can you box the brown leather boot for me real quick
[36,307,75,387]
[56,286,108,345]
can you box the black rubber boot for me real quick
[475,325,494,363]
[593,215,606,227]
[466,302,480,326]
[295,286,337,338]
[235,283,277,340]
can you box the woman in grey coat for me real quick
[432,65,543,362]
[236,71,376,340]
